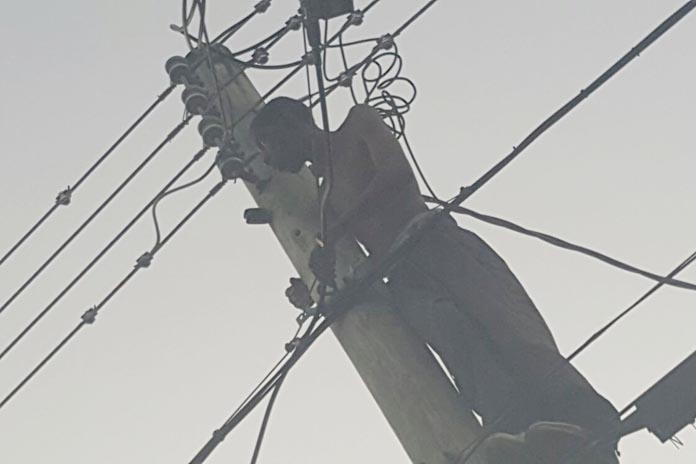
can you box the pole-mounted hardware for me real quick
[303,0,354,21]
[620,350,696,443]
[243,208,272,225]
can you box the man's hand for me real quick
[285,277,314,309]
[309,244,336,285]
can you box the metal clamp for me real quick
[81,306,98,325]
[254,0,271,13]
[135,251,154,269]
[347,10,364,26]
[55,187,72,206]
[376,33,395,51]
[252,47,270,65]
[285,14,303,31]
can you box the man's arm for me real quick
[328,105,414,240]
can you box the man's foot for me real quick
[472,422,619,464]
[525,422,619,464]
[475,432,536,464]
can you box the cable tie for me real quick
[252,47,270,65]
[135,251,154,269]
[376,33,395,51]
[55,187,72,206]
[81,306,98,325]
[347,10,364,27]
[285,14,303,31]
[254,0,271,13]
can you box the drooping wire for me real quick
[0,85,176,269]
[0,148,211,363]
[0,115,193,317]
[421,199,696,292]
[152,161,217,247]
[0,179,228,412]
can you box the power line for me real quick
[0,178,228,412]
[0,0,370,358]
[0,147,211,362]
[249,375,285,464]
[450,0,696,209]
[422,198,696,292]
[0,85,175,269]
[0,115,193,317]
[190,1,696,462]
[213,0,272,44]
[571,249,696,368]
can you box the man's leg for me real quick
[399,219,621,437]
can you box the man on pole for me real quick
[251,97,621,463]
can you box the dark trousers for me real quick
[387,215,620,437]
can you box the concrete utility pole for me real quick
[192,49,485,464]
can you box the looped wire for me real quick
[359,45,417,138]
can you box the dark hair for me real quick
[250,97,314,144]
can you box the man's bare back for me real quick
[325,105,428,254]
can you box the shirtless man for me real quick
[250,97,621,463]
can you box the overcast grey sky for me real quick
[0,1,695,463]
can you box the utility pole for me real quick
[190,48,485,464]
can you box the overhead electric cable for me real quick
[0,85,175,269]
[422,198,696,292]
[0,115,194,317]
[216,1,381,132]
[450,0,696,208]
[151,160,217,247]
[0,178,228,412]
[0,147,211,362]
[249,376,285,464]
[196,0,696,457]
[572,249,696,368]
[213,0,272,44]
[193,2,696,463]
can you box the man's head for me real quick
[251,97,317,173]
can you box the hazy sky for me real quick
[1,1,695,463]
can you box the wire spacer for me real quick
[55,187,72,206]
[376,33,395,51]
[285,14,303,31]
[254,0,271,13]
[251,47,270,64]
[81,306,98,325]
[347,10,364,26]
[135,251,154,269]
